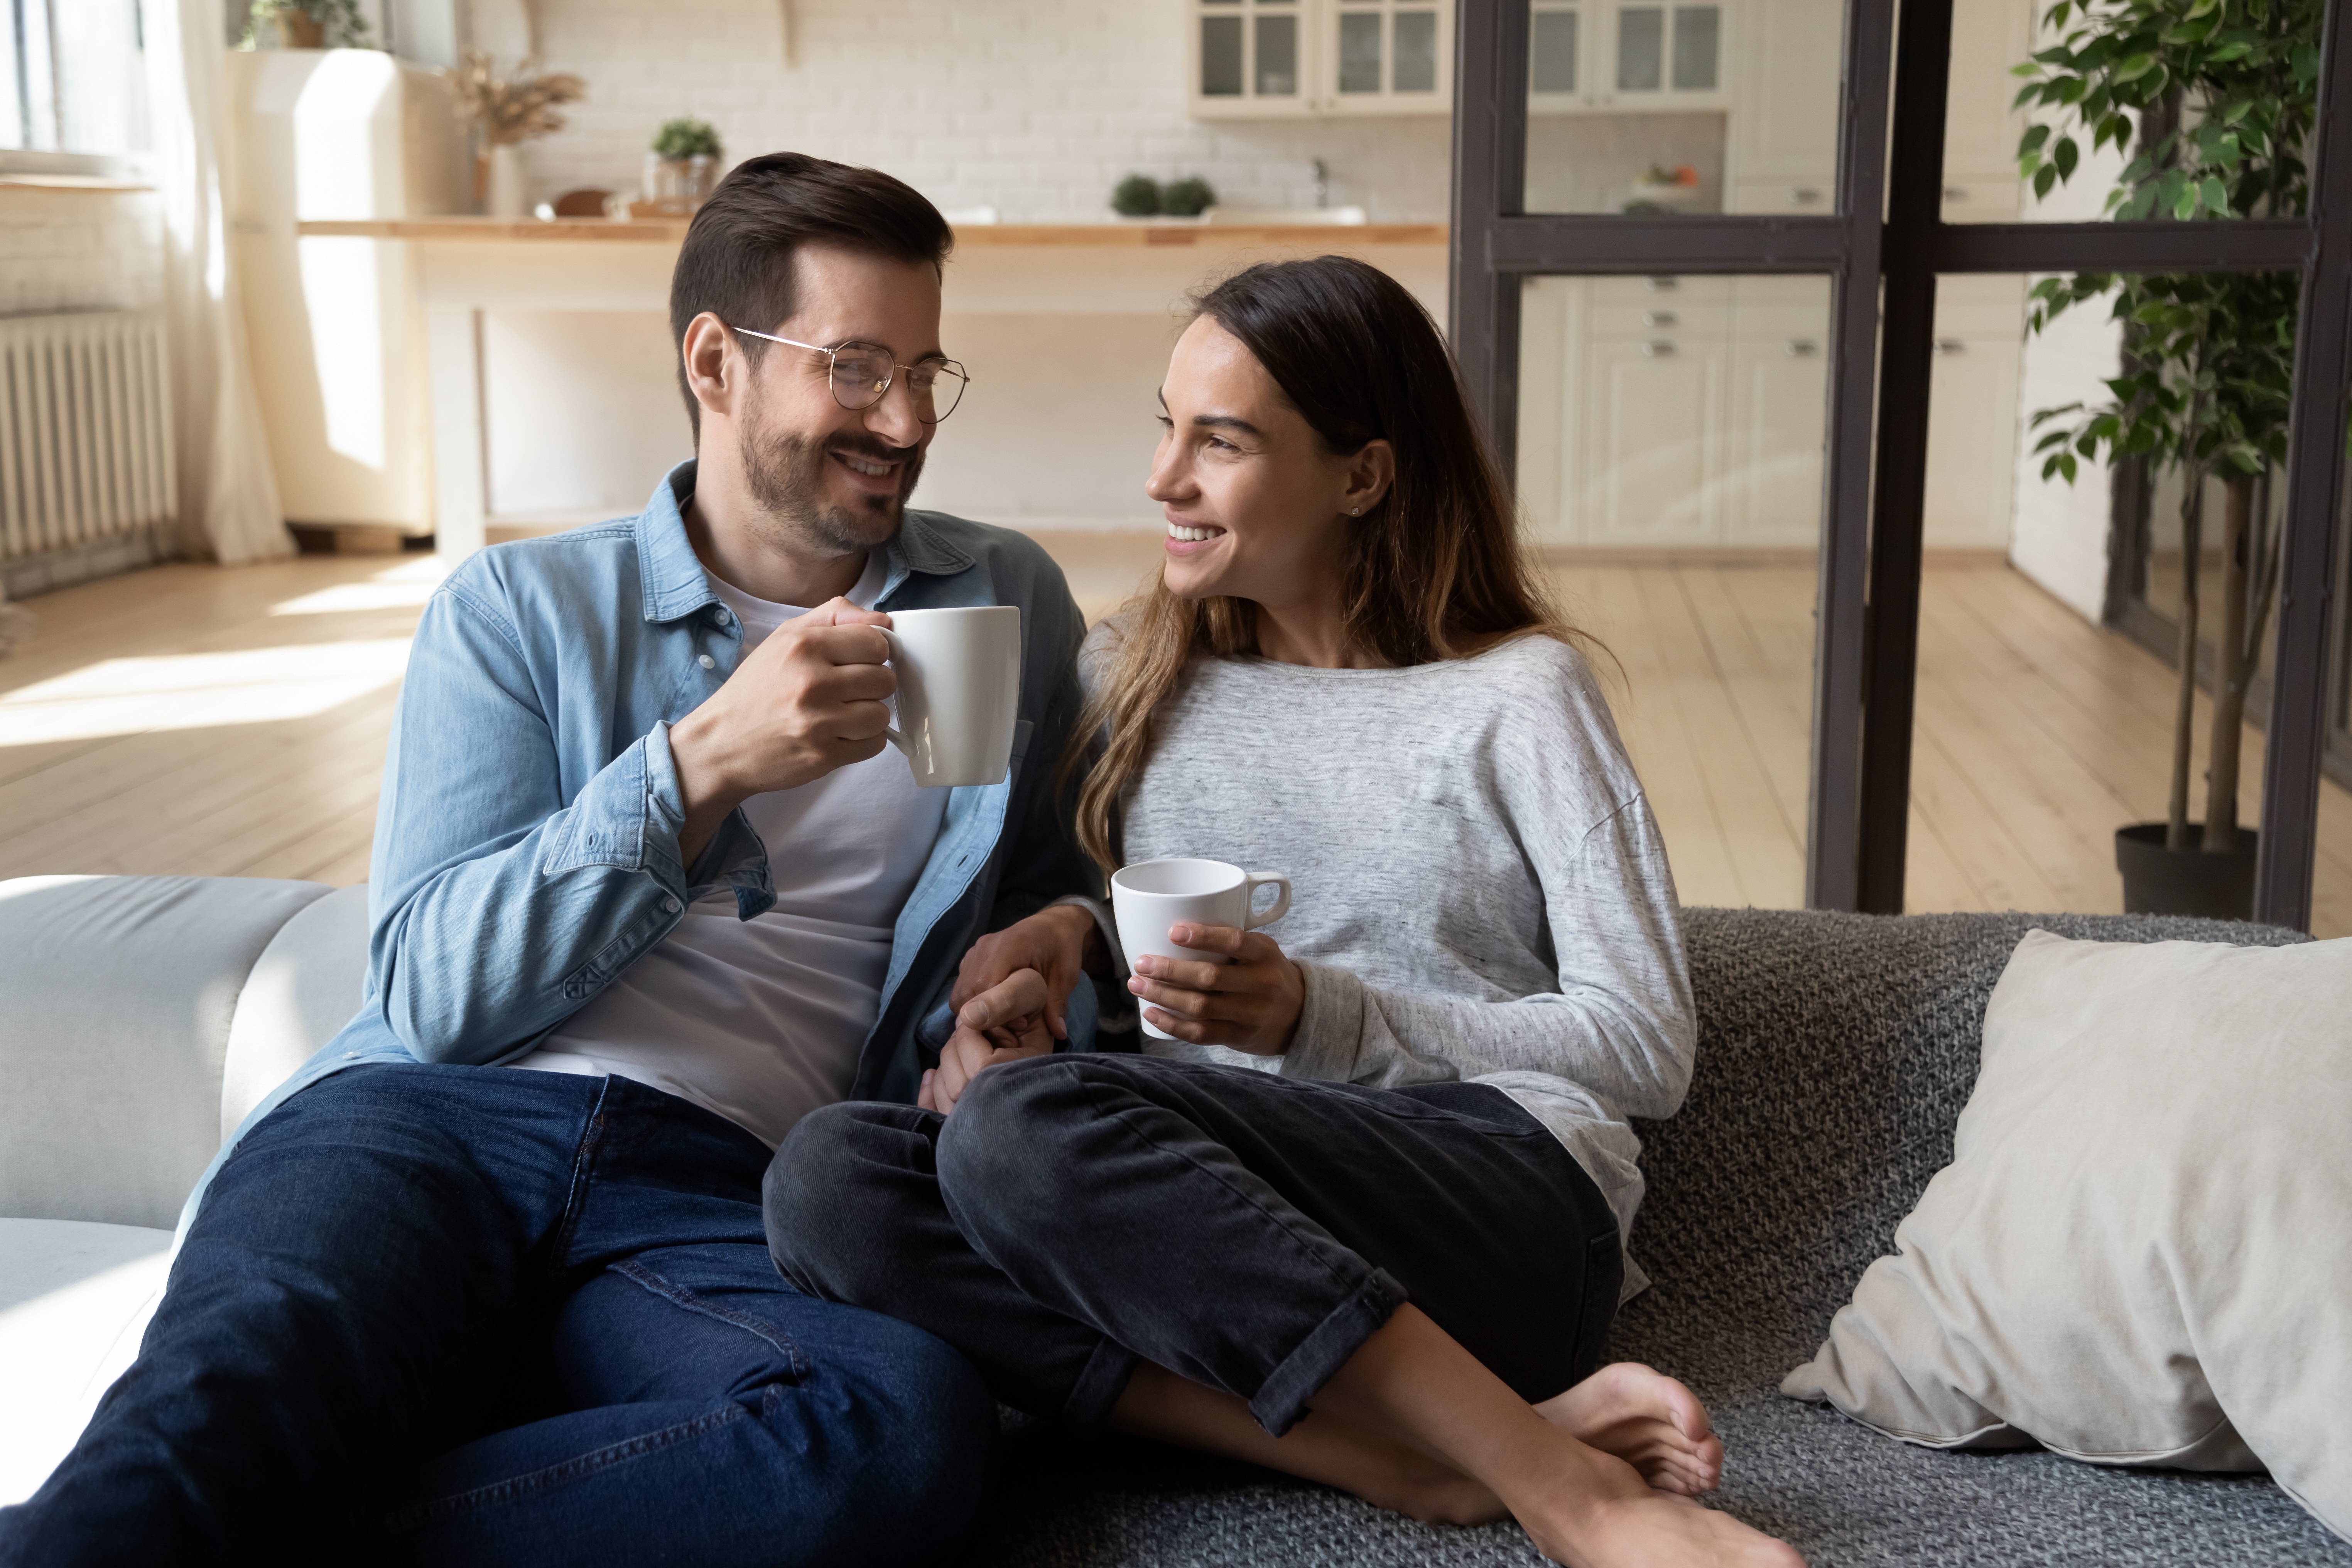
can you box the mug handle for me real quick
[1243,871,1291,929]
[877,628,912,758]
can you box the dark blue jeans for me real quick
[767,1054,1623,1440]
[0,1064,998,1568]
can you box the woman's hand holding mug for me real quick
[1127,923,1304,1054]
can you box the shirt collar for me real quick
[635,459,973,623]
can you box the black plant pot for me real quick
[2114,824,2259,920]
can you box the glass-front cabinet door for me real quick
[1327,0,1451,113]
[1529,1,1727,112]
[1191,0,1312,116]
[1189,0,1450,117]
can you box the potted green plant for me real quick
[1160,176,1218,218]
[1111,174,1163,218]
[648,118,724,206]
[2014,0,2319,917]
[239,0,371,49]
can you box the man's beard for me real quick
[737,395,924,559]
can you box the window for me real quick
[1,0,149,165]
[1452,0,2352,933]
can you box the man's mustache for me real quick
[825,434,921,466]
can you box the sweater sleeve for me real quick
[1274,653,1696,1122]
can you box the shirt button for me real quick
[697,653,716,669]
[714,607,733,626]
[662,896,682,914]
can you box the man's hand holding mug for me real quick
[669,596,897,865]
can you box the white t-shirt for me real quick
[513,552,950,1146]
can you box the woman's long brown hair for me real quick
[1065,254,1596,872]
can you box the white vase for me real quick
[486,145,527,218]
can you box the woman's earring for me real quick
[1350,506,1362,516]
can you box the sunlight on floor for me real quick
[0,639,414,746]
[267,556,447,617]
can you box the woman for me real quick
[765,257,1801,1568]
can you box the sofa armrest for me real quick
[0,875,330,1229]
[222,882,372,1138]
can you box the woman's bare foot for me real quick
[1553,1483,1807,1568]
[1536,1363,1724,1497]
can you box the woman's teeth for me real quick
[1167,524,1219,542]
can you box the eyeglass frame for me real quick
[726,325,970,424]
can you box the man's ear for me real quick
[1341,438,1396,515]
[682,312,740,429]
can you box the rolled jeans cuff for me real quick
[1247,1266,1410,1437]
[1061,1337,1144,1430]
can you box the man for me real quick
[0,154,1092,1566]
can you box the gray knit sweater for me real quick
[1088,624,1696,1279]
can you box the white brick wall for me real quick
[513,0,1454,222]
[0,187,165,318]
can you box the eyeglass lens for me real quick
[827,343,968,424]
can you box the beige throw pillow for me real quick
[1782,929,2352,1543]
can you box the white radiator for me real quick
[0,310,176,566]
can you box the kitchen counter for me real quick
[294,215,1448,556]
[297,216,1447,247]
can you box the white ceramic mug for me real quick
[1109,857,1293,1041]
[881,606,1023,787]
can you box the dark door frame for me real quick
[1449,0,2352,930]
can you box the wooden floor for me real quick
[2,540,2345,937]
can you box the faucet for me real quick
[1313,159,1329,209]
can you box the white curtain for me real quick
[144,0,292,565]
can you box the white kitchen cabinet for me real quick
[1187,0,1450,117]
[1725,333,1829,547]
[1722,0,1840,214]
[1583,333,1730,545]
[1724,0,2031,219]
[1517,275,1831,550]
[1528,1,1731,113]
[1941,0,2036,216]
[1922,276,2028,549]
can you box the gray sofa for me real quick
[2,877,2343,1564]
[958,909,2349,1566]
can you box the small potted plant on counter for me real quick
[446,51,588,219]
[2016,0,2318,918]
[1111,174,1163,218]
[1109,174,1217,221]
[1161,176,1217,218]
[238,0,371,49]
[1624,163,1703,213]
[643,118,724,213]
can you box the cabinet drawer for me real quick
[1586,302,1734,339]
[1587,274,1732,339]
[1939,175,2021,222]
[1932,275,2028,340]
[1591,274,1734,307]
[1728,276,1833,343]
[1726,179,1835,216]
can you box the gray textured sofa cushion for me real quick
[956,909,2352,1567]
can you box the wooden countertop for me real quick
[296,216,1447,246]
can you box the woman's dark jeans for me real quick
[765,1053,1623,1437]
[0,1063,999,1568]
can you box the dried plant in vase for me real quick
[443,51,588,215]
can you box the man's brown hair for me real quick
[668,152,953,439]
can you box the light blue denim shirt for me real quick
[177,462,1095,1233]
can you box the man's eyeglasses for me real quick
[729,326,970,424]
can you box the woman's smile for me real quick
[1164,518,1227,554]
